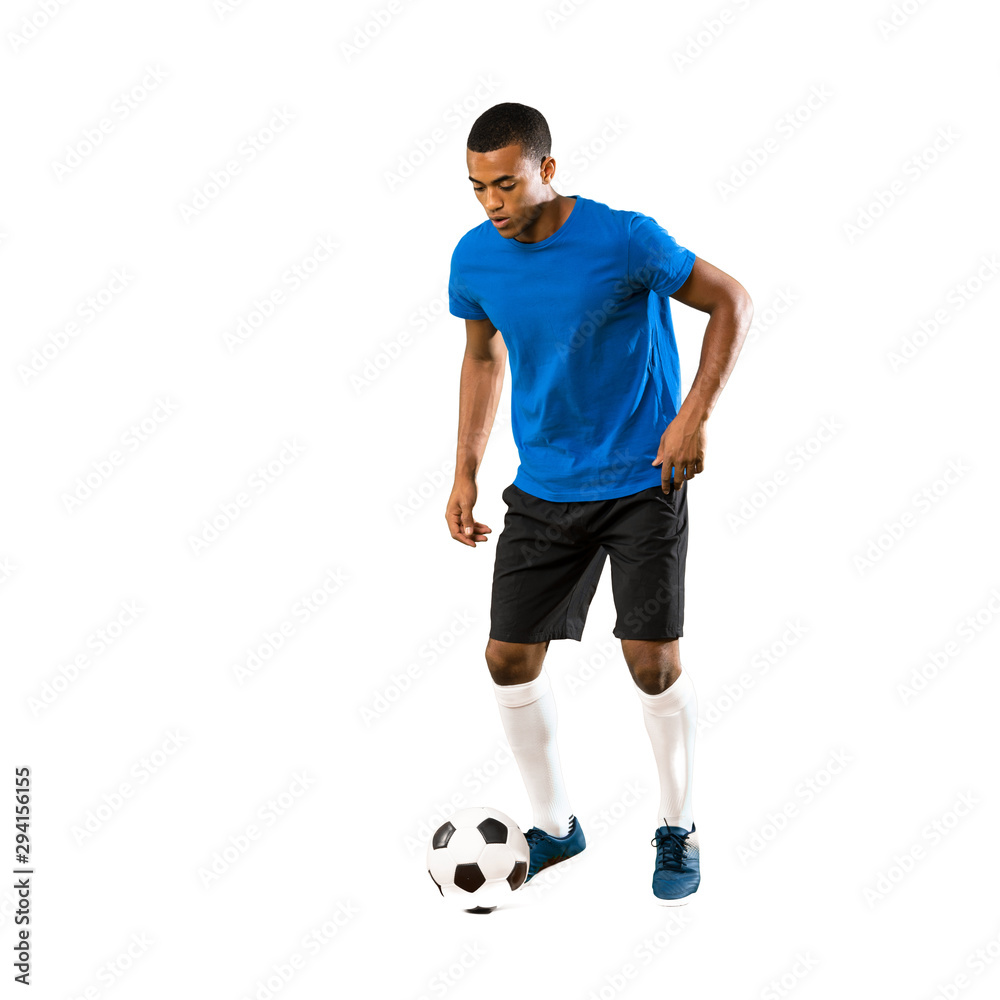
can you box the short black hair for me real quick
[467,103,551,166]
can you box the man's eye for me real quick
[499,184,515,191]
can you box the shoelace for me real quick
[524,820,573,849]
[524,828,545,850]
[651,828,687,871]
[524,826,557,876]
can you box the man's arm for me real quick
[652,256,753,490]
[446,317,507,546]
[671,256,753,421]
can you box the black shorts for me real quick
[489,481,688,643]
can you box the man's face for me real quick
[466,143,552,240]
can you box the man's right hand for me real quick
[446,480,492,547]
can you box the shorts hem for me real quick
[612,626,684,640]
[489,629,583,643]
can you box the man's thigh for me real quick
[489,483,607,644]
[597,484,689,641]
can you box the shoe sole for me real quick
[653,893,693,906]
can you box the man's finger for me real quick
[446,507,473,545]
[663,462,676,494]
[460,507,475,537]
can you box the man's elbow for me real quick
[711,282,753,330]
[733,285,753,330]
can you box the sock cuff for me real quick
[493,668,551,708]
[636,669,696,716]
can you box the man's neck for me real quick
[515,194,577,244]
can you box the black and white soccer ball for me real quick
[426,806,529,911]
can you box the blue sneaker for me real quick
[522,815,586,883]
[651,822,700,905]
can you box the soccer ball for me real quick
[426,806,529,911]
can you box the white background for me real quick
[3,0,999,996]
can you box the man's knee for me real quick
[621,637,681,694]
[485,637,549,685]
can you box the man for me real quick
[445,102,752,905]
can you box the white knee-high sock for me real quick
[493,669,572,838]
[635,669,697,832]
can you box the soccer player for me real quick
[445,102,752,905]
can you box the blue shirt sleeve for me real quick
[448,246,489,320]
[626,215,696,297]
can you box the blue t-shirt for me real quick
[448,193,695,501]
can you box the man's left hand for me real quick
[652,414,707,493]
